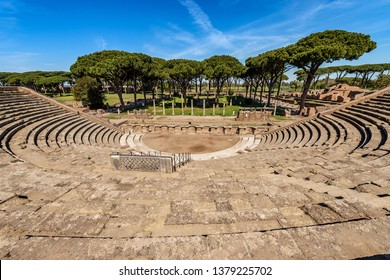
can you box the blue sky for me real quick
[0,0,389,74]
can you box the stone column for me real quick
[203,99,206,116]
[212,104,215,116]
[162,100,166,115]
[172,100,175,115]
[153,99,156,115]
[223,103,225,116]
[191,99,194,115]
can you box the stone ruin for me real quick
[128,109,152,119]
[235,108,273,121]
[1,86,390,260]
[299,106,318,117]
[318,84,370,102]
[285,84,370,103]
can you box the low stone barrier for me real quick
[124,124,264,135]
[111,151,191,173]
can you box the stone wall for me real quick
[236,109,272,121]
[125,124,264,135]
[0,86,19,92]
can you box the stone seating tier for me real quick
[1,87,390,260]
[256,87,390,159]
[0,89,124,159]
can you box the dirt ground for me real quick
[142,133,240,153]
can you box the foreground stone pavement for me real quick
[1,145,389,259]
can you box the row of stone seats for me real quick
[256,114,349,151]
[339,96,390,157]
[0,88,124,159]
[0,98,67,157]
[256,87,390,160]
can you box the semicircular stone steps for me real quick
[1,86,390,165]
[0,88,125,161]
[255,86,390,161]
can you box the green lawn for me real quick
[54,93,241,116]
[53,94,75,103]
[54,92,289,119]
[54,92,238,105]
[54,93,139,106]
[272,115,290,121]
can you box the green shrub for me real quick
[73,76,105,109]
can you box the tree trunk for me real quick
[152,86,156,100]
[260,81,264,106]
[353,73,359,86]
[199,78,203,98]
[366,72,376,88]
[168,81,172,97]
[325,74,330,87]
[133,78,137,108]
[267,85,273,107]
[216,80,221,99]
[313,75,320,90]
[253,84,258,100]
[181,84,188,107]
[360,73,365,88]
[143,84,147,105]
[118,91,125,108]
[299,74,314,114]
[274,72,284,115]
[160,80,164,95]
[61,83,65,95]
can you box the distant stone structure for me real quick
[284,108,291,117]
[306,107,318,116]
[126,123,264,135]
[236,108,273,121]
[128,109,152,120]
[286,84,370,103]
[319,84,370,102]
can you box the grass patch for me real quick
[53,92,264,118]
[272,115,290,121]
[53,93,142,106]
[106,112,129,119]
[53,94,74,103]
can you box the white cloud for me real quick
[0,16,16,27]
[178,0,235,49]
[151,0,295,60]
[219,0,241,7]
[0,0,20,28]
[0,52,41,72]
[149,0,390,63]
[178,0,214,33]
[0,0,19,13]
[95,36,107,50]
[158,23,196,45]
